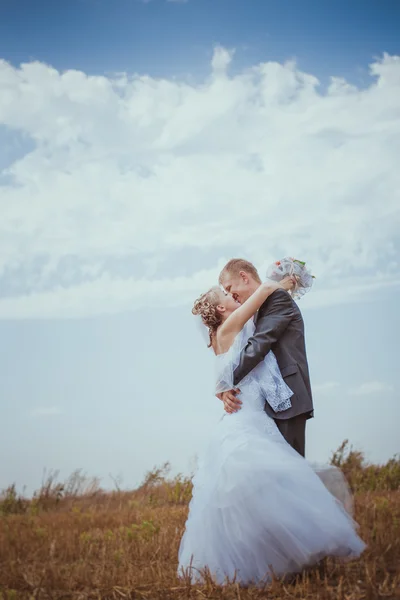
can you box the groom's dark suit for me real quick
[233,289,313,457]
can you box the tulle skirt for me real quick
[178,409,366,586]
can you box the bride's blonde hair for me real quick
[192,286,223,348]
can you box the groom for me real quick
[218,258,314,457]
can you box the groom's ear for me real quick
[239,270,249,284]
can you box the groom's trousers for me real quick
[274,414,307,457]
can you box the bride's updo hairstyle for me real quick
[192,286,223,348]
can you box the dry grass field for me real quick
[1,441,399,600]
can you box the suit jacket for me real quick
[233,289,314,421]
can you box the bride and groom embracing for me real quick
[178,257,365,586]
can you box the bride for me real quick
[178,274,365,586]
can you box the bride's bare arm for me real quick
[218,277,293,344]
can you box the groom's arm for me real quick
[232,289,294,386]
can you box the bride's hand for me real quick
[261,279,291,294]
[261,276,297,296]
[278,275,297,292]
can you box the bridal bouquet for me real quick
[266,257,315,300]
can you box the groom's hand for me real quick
[217,389,242,413]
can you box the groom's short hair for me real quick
[219,259,262,285]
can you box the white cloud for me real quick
[211,46,234,72]
[30,407,62,417]
[0,50,399,319]
[350,381,394,396]
[0,267,223,319]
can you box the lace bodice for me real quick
[216,320,293,414]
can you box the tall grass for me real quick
[331,439,400,492]
[0,443,399,599]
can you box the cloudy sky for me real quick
[1,0,399,494]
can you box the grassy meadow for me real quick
[0,441,399,599]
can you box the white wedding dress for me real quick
[178,321,365,586]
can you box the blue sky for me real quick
[2,0,400,80]
[0,0,399,494]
